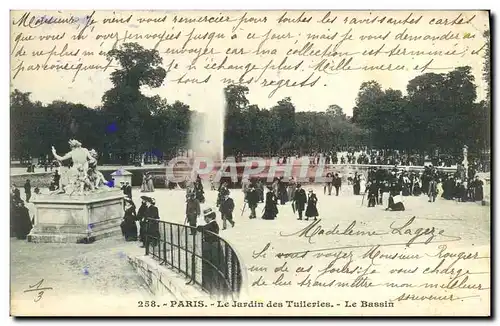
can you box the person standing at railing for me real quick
[219,192,235,230]
[196,208,222,296]
[186,192,201,235]
[140,196,160,248]
[137,196,148,244]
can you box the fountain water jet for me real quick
[188,88,226,172]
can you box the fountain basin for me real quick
[27,189,124,243]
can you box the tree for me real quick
[326,104,346,120]
[101,43,167,163]
[483,30,490,102]
[223,84,250,155]
[271,97,296,152]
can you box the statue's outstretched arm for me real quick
[52,147,71,161]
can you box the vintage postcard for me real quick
[9,10,490,316]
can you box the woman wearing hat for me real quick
[197,208,223,295]
[140,196,160,248]
[120,197,138,241]
[140,173,147,192]
[146,172,155,192]
[305,189,319,221]
[262,185,278,220]
[287,177,296,201]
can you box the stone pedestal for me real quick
[27,189,124,243]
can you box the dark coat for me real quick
[246,189,259,208]
[24,181,31,194]
[14,204,33,239]
[186,198,201,224]
[293,188,307,211]
[121,206,138,240]
[144,205,160,242]
[197,220,220,243]
[197,220,222,293]
[305,193,319,217]
[219,197,235,219]
[262,191,278,220]
[125,185,132,198]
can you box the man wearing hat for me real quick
[216,182,229,207]
[333,173,342,196]
[120,181,126,196]
[124,182,132,198]
[186,191,201,234]
[219,190,235,230]
[137,196,148,242]
[292,184,307,220]
[245,183,259,219]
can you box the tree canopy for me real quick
[10,42,490,163]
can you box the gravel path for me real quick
[10,236,157,315]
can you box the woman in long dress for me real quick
[287,177,296,201]
[262,186,278,220]
[120,198,138,241]
[305,189,319,221]
[359,174,367,195]
[146,172,155,192]
[13,200,33,240]
[141,173,147,192]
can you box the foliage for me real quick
[9,43,489,162]
[353,66,487,154]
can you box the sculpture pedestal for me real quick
[27,189,124,243]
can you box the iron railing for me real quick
[144,218,243,299]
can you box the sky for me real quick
[10,10,489,116]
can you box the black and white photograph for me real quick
[8,9,491,316]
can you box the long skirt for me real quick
[14,207,33,239]
[147,179,155,192]
[201,242,226,297]
[305,203,319,217]
[262,204,278,220]
[278,190,288,205]
[120,219,138,241]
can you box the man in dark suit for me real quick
[120,182,126,195]
[293,184,307,220]
[125,182,132,198]
[245,184,259,219]
[219,192,235,230]
[186,192,201,234]
[333,173,342,196]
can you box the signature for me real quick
[24,279,53,302]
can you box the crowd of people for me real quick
[362,164,486,211]
[230,148,489,172]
